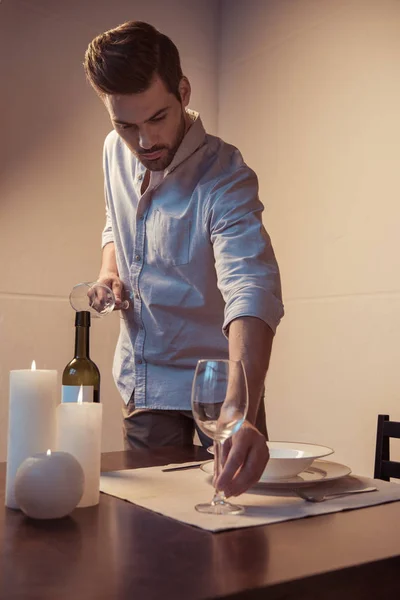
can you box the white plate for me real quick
[200,459,351,488]
[207,441,334,479]
[207,441,333,458]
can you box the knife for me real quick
[162,462,205,472]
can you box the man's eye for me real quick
[151,116,165,123]
[115,122,135,130]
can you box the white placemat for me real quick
[99,461,400,532]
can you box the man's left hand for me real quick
[215,421,269,497]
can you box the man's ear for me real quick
[179,76,191,108]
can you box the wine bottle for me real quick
[62,311,100,403]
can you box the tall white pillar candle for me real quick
[6,362,57,509]
[56,392,102,507]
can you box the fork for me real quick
[295,486,377,503]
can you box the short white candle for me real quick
[56,387,102,507]
[6,361,57,509]
[14,450,85,519]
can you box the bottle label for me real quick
[62,385,94,403]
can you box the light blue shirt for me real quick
[102,111,284,408]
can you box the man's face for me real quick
[104,76,190,171]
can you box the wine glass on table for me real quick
[191,359,249,515]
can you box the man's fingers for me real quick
[112,280,123,306]
[215,441,249,493]
[88,285,109,313]
[215,424,269,497]
[226,443,267,497]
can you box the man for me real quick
[84,20,284,498]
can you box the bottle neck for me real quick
[74,325,90,358]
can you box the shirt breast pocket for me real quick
[153,210,191,266]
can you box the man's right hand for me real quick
[97,272,124,310]
[97,243,125,310]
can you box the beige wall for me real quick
[0,0,219,460]
[219,0,400,475]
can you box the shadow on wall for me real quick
[0,0,218,194]
[0,1,108,194]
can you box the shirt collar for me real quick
[165,109,206,175]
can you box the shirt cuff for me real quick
[222,289,284,338]
[101,233,114,249]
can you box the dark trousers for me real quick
[122,393,268,450]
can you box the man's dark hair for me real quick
[84,21,183,100]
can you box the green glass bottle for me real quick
[62,311,100,403]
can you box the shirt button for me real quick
[140,215,145,221]
[138,174,143,181]
[135,254,141,262]
[137,359,143,365]
[135,293,140,300]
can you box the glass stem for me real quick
[212,439,226,505]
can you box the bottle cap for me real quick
[75,311,91,327]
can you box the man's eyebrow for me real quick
[113,107,169,126]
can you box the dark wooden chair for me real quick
[374,414,400,481]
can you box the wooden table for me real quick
[1,447,400,600]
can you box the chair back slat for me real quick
[381,460,400,480]
[383,421,400,439]
[374,414,400,482]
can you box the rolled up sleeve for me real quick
[101,185,114,248]
[207,166,284,336]
[101,142,114,249]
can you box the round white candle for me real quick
[56,398,102,507]
[6,363,57,509]
[14,450,84,519]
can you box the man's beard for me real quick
[136,112,186,172]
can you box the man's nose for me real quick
[138,126,155,150]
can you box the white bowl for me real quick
[261,441,334,480]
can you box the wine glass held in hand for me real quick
[191,359,249,515]
[69,282,129,317]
